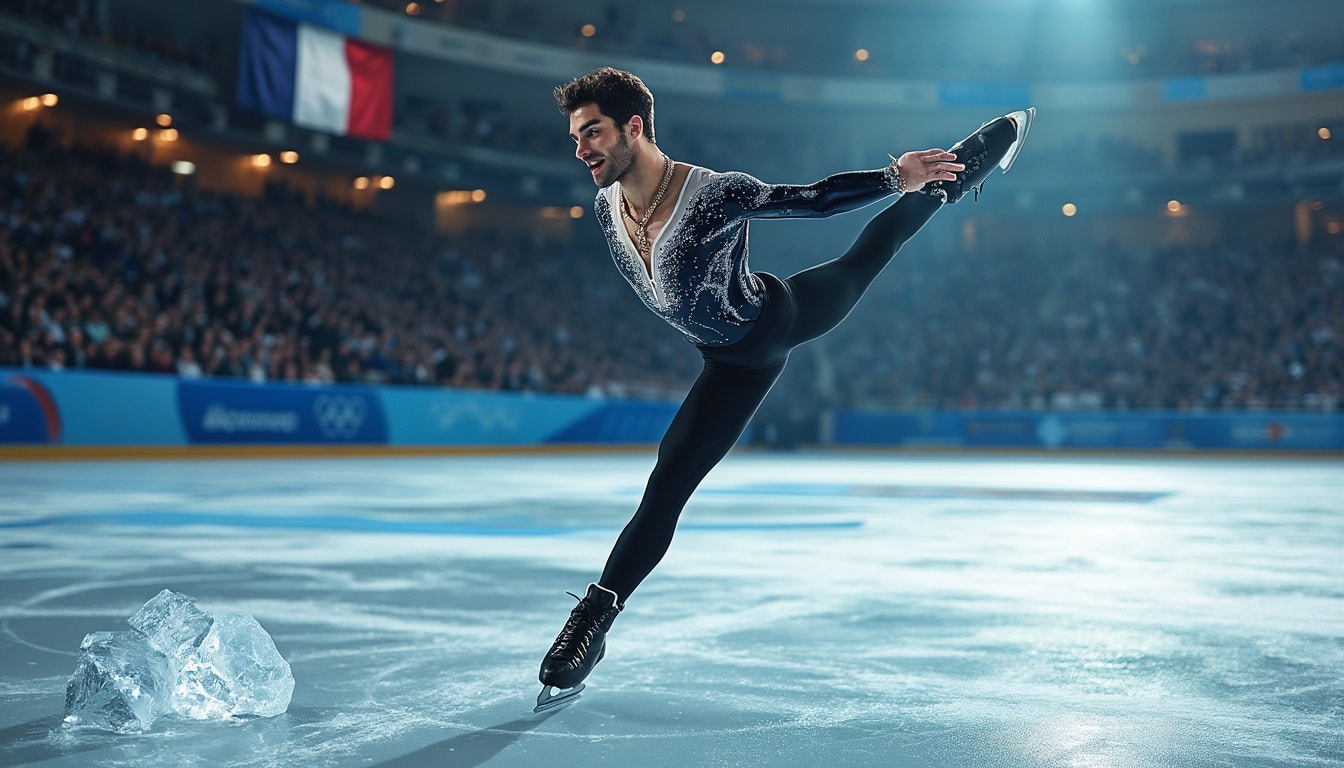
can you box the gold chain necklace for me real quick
[621,155,674,257]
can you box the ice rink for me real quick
[1,451,1341,768]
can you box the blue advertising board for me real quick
[177,379,388,445]
[0,376,57,443]
[2,369,1338,453]
[382,388,600,445]
[834,409,1344,451]
[3,370,184,445]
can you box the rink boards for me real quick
[1,368,1341,452]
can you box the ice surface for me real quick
[173,612,294,719]
[129,588,213,656]
[11,455,1344,766]
[62,630,171,734]
[62,591,292,732]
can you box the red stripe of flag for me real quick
[343,38,393,141]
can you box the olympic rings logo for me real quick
[312,395,368,440]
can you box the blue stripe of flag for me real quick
[236,9,299,122]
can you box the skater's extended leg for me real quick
[599,359,785,598]
[784,108,1033,346]
[785,191,942,345]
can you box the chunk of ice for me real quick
[63,591,293,732]
[173,612,294,720]
[63,631,171,734]
[128,589,212,657]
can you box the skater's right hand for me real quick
[895,149,965,192]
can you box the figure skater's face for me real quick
[569,103,636,188]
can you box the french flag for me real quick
[236,9,394,141]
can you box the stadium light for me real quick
[354,176,371,190]
[570,206,584,219]
[171,160,196,176]
[279,150,299,164]
[710,51,725,65]
[378,176,395,190]
[41,93,58,107]
[158,128,179,142]
[156,113,172,127]
[1320,127,1333,140]
[581,24,596,38]
[132,127,149,141]
[1062,203,1078,217]
[21,97,40,111]
[405,2,421,15]
[855,49,869,62]
[251,153,271,168]
[437,190,487,205]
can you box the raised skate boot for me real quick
[535,583,622,713]
[923,107,1035,204]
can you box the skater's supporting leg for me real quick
[598,358,785,598]
[785,191,942,346]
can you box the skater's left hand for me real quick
[895,149,964,192]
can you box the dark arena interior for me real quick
[0,1,1342,767]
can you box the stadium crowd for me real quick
[825,235,1343,412]
[2,127,1341,412]
[0,126,698,398]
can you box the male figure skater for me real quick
[537,67,1032,711]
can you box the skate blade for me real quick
[534,683,584,714]
[998,107,1035,172]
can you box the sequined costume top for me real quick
[596,164,903,347]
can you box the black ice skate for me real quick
[923,107,1035,204]
[535,583,623,713]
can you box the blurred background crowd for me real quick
[4,120,1340,412]
[2,0,1342,427]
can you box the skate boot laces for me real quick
[547,591,621,670]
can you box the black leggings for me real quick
[598,192,943,599]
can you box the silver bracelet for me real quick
[885,154,907,194]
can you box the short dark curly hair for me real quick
[554,67,656,144]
